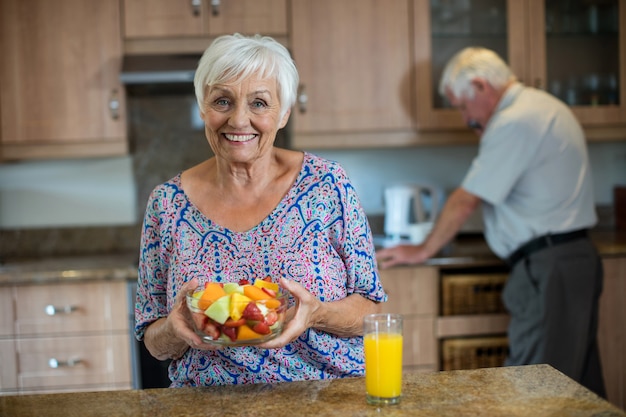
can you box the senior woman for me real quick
[135,33,386,386]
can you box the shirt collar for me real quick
[496,81,523,113]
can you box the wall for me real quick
[310,142,626,216]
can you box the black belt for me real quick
[507,229,589,267]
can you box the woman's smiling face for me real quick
[201,73,290,164]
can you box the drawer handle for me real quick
[48,358,83,369]
[45,304,78,316]
[211,0,220,16]
[297,84,308,113]
[190,0,201,16]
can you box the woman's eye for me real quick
[215,98,230,107]
[252,100,267,109]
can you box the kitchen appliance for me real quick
[383,184,444,245]
[127,281,171,389]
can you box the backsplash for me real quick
[0,91,624,261]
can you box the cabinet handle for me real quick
[48,358,83,369]
[211,0,220,16]
[45,304,78,315]
[297,84,308,113]
[109,89,120,120]
[191,0,201,16]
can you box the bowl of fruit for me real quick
[186,278,290,346]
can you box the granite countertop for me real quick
[1,229,624,286]
[1,365,624,417]
[0,253,138,286]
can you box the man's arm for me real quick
[376,187,481,268]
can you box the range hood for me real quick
[120,54,201,84]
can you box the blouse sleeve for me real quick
[330,163,387,304]
[134,186,170,340]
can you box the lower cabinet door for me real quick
[0,339,18,392]
[15,333,132,392]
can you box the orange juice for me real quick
[364,332,403,399]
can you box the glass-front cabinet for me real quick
[414,0,625,139]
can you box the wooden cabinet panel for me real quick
[206,0,287,36]
[1,280,132,395]
[0,339,18,391]
[290,0,414,144]
[123,0,287,39]
[598,257,626,410]
[0,0,127,160]
[379,266,438,370]
[0,287,14,336]
[380,266,438,316]
[123,0,204,38]
[14,281,128,335]
[15,334,131,391]
[403,316,437,368]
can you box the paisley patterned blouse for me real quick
[135,152,386,386]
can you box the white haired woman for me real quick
[135,33,385,387]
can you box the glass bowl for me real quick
[186,279,290,346]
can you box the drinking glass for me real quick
[363,313,403,405]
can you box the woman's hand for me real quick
[258,277,380,349]
[143,277,220,360]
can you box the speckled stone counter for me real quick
[0,253,138,286]
[1,365,623,417]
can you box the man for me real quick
[377,47,605,397]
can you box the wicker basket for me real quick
[441,274,507,316]
[442,336,509,371]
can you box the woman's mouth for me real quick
[224,133,257,142]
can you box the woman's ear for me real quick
[279,108,291,128]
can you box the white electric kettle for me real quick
[383,184,443,241]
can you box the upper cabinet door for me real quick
[123,0,287,39]
[290,0,414,143]
[527,0,625,126]
[415,0,626,137]
[0,0,127,159]
[206,0,287,36]
[414,0,525,130]
[123,0,205,38]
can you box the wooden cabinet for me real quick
[379,266,439,372]
[289,0,416,149]
[598,256,626,410]
[0,0,128,161]
[0,281,132,395]
[122,0,287,54]
[414,0,626,141]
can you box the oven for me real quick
[127,281,171,389]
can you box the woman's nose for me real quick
[228,104,249,128]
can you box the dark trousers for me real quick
[502,237,606,398]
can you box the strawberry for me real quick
[223,317,246,328]
[261,287,277,298]
[238,279,250,285]
[222,326,237,342]
[241,302,264,321]
[202,321,221,340]
[252,321,271,335]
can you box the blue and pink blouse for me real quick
[135,152,386,386]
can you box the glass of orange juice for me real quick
[363,313,403,405]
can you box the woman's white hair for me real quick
[438,47,517,100]
[193,33,299,119]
